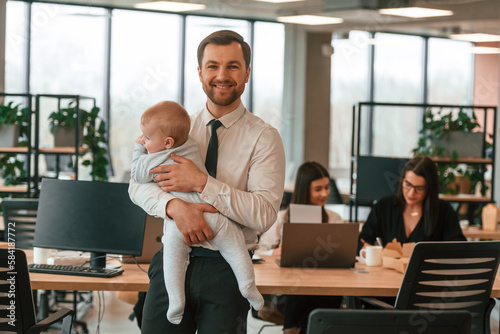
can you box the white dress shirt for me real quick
[129,103,286,250]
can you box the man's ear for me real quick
[245,66,251,83]
[165,137,175,149]
[198,66,203,82]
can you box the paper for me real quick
[289,204,322,223]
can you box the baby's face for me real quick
[140,122,167,154]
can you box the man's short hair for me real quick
[197,30,251,69]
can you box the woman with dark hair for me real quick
[359,156,466,250]
[258,161,343,253]
[257,161,344,334]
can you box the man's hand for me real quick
[151,154,208,193]
[166,199,216,245]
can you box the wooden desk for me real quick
[29,262,150,292]
[26,254,500,298]
[462,226,500,240]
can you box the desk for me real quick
[462,226,500,240]
[27,254,500,298]
[29,262,150,292]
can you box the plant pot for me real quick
[432,131,484,158]
[0,124,20,147]
[53,125,83,147]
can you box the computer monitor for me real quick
[33,179,147,269]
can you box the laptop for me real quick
[121,215,163,264]
[278,223,359,268]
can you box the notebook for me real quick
[278,223,359,268]
[121,215,163,264]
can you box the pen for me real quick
[376,237,383,247]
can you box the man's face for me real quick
[198,42,250,111]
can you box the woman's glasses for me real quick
[402,179,426,193]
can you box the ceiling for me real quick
[37,0,500,37]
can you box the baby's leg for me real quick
[205,212,264,310]
[163,222,191,324]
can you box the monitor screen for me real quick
[34,179,147,269]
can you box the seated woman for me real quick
[359,156,466,250]
[257,161,344,334]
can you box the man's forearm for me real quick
[128,179,175,219]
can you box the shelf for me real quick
[0,185,29,193]
[38,147,89,154]
[439,194,491,202]
[0,147,29,153]
[430,157,492,164]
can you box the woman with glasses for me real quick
[358,156,466,250]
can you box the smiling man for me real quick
[129,30,286,334]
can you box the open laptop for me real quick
[121,215,163,264]
[278,223,359,268]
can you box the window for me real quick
[4,2,285,182]
[330,31,370,170]
[110,9,181,180]
[428,38,473,105]
[30,3,107,154]
[371,33,424,157]
[5,1,28,94]
[252,22,284,132]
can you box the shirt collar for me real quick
[202,102,246,129]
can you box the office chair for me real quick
[359,241,500,334]
[2,198,39,249]
[0,248,74,333]
[307,309,471,334]
[1,198,90,333]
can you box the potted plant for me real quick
[413,107,488,196]
[413,107,484,159]
[0,102,31,186]
[0,101,30,147]
[48,101,109,181]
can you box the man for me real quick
[129,30,286,334]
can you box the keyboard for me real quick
[28,264,124,278]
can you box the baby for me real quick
[130,101,264,324]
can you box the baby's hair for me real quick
[141,101,191,147]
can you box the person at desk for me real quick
[359,156,466,250]
[257,161,343,334]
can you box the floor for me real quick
[45,291,282,334]
[45,291,500,334]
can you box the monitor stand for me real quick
[90,252,107,269]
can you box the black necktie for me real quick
[205,120,222,178]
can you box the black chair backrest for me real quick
[326,178,343,204]
[395,241,500,334]
[307,309,471,334]
[0,248,37,333]
[2,199,39,249]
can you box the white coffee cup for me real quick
[360,246,383,266]
[33,247,52,264]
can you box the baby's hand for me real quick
[136,134,145,145]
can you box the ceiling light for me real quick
[378,7,453,18]
[134,1,206,12]
[255,0,305,2]
[277,15,343,25]
[450,33,500,42]
[471,46,500,54]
